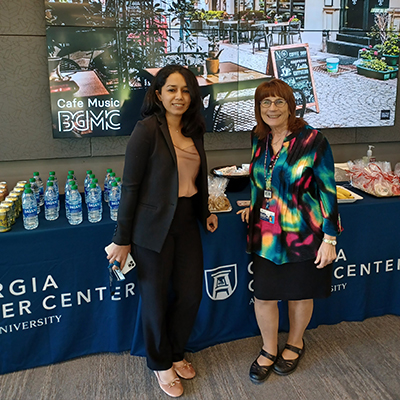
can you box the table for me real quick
[63,70,109,97]
[1,186,400,375]
[256,21,290,45]
[142,62,272,132]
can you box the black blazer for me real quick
[112,114,210,253]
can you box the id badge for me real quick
[264,190,272,199]
[260,208,275,224]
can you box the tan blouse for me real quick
[174,144,200,197]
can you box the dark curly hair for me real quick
[141,65,206,138]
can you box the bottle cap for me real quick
[68,170,74,174]
[48,176,54,181]
[115,177,121,182]
[90,174,95,178]
[92,178,98,184]
[49,171,55,175]
[69,180,75,186]
[90,183,96,189]
[110,172,116,177]
[71,185,78,190]
[111,182,118,187]
[33,172,39,176]
[107,168,113,173]
[24,188,32,194]
[48,182,54,187]
[86,170,92,174]
[25,183,31,189]
[29,178,35,183]
[67,175,74,179]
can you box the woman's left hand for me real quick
[207,214,218,232]
[315,240,337,269]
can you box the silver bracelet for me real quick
[323,237,337,246]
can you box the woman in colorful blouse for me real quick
[238,79,341,383]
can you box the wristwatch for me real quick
[323,237,337,246]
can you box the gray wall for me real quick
[1,0,400,190]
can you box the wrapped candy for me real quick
[348,161,400,197]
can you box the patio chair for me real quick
[288,21,302,43]
[251,24,273,53]
[269,25,283,45]
[59,58,82,72]
[236,20,251,43]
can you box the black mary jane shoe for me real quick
[249,347,278,384]
[273,340,305,376]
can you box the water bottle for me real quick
[48,175,60,212]
[85,173,96,203]
[84,170,92,201]
[33,172,44,206]
[107,172,116,203]
[104,168,113,202]
[69,185,83,225]
[49,171,57,183]
[22,188,39,230]
[92,178,102,215]
[68,170,77,182]
[49,171,60,211]
[115,177,122,189]
[87,183,102,223]
[109,182,120,221]
[29,178,40,214]
[44,182,59,221]
[64,175,75,220]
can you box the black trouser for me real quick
[133,197,204,371]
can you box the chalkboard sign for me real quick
[267,43,319,113]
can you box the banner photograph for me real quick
[44,0,399,138]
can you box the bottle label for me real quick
[70,204,82,213]
[109,200,119,210]
[23,207,37,218]
[88,203,101,212]
[45,199,58,210]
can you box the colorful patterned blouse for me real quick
[247,125,341,265]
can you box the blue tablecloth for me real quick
[1,187,400,375]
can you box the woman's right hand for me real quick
[236,207,249,223]
[106,242,131,270]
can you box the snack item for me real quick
[208,195,231,212]
[208,175,232,212]
[214,164,249,176]
[336,186,354,200]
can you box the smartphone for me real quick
[105,244,136,275]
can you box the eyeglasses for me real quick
[260,99,287,108]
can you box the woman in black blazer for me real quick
[107,65,218,398]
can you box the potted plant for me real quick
[382,33,400,66]
[358,45,381,60]
[190,9,204,31]
[357,58,398,80]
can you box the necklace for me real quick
[168,125,181,134]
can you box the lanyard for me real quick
[263,134,284,204]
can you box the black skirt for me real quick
[252,253,332,301]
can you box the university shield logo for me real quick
[204,264,237,301]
